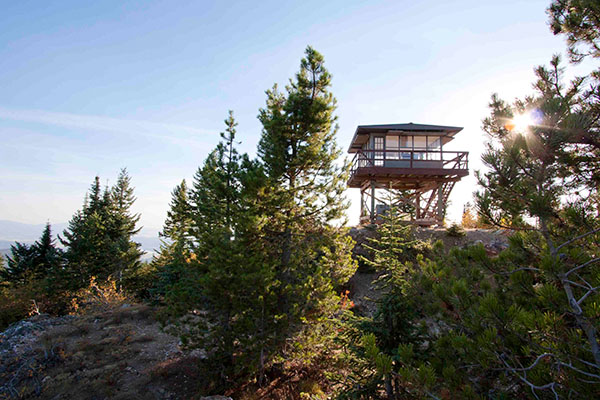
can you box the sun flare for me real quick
[506,112,535,133]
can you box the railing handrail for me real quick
[354,149,467,154]
[350,149,469,176]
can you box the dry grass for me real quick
[0,303,204,400]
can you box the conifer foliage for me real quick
[1,223,63,287]
[255,46,356,381]
[60,169,143,290]
[158,47,357,391]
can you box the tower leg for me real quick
[437,185,444,224]
[370,180,376,223]
[360,189,364,220]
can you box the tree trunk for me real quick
[384,375,394,399]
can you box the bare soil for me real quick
[0,305,203,400]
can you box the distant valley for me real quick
[0,220,161,261]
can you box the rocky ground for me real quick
[0,305,209,400]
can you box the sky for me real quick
[0,0,589,236]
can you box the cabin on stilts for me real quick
[347,123,469,226]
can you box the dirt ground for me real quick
[0,305,205,400]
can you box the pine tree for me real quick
[189,111,247,243]
[2,242,36,285]
[549,0,600,63]
[32,223,64,293]
[1,223,63,288]
[165,112,271,387]
[109,168,143,287]
[160,179,192,245]
[355,204,429,399]
[61,171,143,289]
[255,46,356,382]
[473,57,600,394]
[61,178,110,287]
[152,179,193,297]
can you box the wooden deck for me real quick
[348,150,469,188]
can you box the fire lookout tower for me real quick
[347,123,469,226]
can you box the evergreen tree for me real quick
[109,168,143,287]
[160,179,193,245]
[152,179,193,297]
[255,46,356,382]
[1,223,63,288]
[32,223,64,293]
[473,57,600,395]
[354,205,429,399]
[548,0,600,201]
[189,111,247,243]
[165,111,271,387]
[61,177,112,287]
[61,171,143,289]
[2,242,36,285]
[549,0,600,63]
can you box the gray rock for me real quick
[200,397,233,400]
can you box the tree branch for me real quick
[557,228,600,253]
[578,286,600,306]
[565,257,600,277]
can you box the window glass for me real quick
[428,137,441,149]
[413,136,427,149]
[386,135,398,149]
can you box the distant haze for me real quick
[0,220,161,260]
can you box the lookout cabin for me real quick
[347,123,469,226]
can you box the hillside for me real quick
[0,227,507,400]
[347,226,508,316]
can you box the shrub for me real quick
[445,223,466,237]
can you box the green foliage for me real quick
[0,171,146,325]
[0,224,73,326]
[445,223,466,237]
[254,45,356,382]
[60,169,143,290]
[151,179,193,299]
[158,48,357,392]
[1,223,63,287]
[549,0,600,63]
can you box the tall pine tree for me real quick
[152,179,193,297]
[109,168,143,287]
[255,46,356,381]
[61,171,143,289]
[166,111,271,387]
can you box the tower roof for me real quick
[348,123,463,153]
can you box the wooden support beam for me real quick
[437,185,444,222]
[370,180,376,223]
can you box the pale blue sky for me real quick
[0,0,587,234]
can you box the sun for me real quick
[506,112,535,133]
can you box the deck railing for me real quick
[350,149,468,176]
